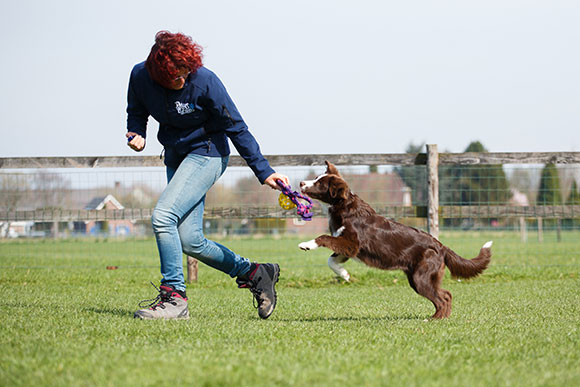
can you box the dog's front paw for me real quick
[299,240,319,251]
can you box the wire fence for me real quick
[1,151,579,263]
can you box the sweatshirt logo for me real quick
[175,101,195,115]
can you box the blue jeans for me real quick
[151,153,251,291]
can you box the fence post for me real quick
[427,144,440,240]
[187,256,198,283]
[519,217,528,242]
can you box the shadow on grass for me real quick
[85,307,134,318]
[0,302,135,318]
[276,313,427,323]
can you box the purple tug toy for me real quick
[276,180,313,221]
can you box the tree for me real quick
[32,171,72,209]
[565,180,580,205]
[0,175,31,237]
[440,141,511,205]
[564,180,580,230]
[536,164,562,205]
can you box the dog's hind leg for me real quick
[432,260,452,318]
[405,272,418,293]
[438,287,452,318]
[328,253,350,282]
[412,250,452,319]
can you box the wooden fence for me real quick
[2,151,580,230]
[2,148,580,240]
[2,148,579,282]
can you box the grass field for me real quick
[0,231,579,386]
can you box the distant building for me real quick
[343,172,413,207]
[1,221,34,238]
[80,194,134,236]
[510,189,530,206]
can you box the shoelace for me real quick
[239,276,264,309]
[249,283,263,309]
[138,282,176,310]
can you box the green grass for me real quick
[0,232,579,386]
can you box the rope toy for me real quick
[276,180,313,221]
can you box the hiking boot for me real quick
[236,263,280,319]
[134,284,189,320]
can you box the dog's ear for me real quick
[325,160,340,176]
[329,177,348,200]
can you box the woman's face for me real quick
[167,68,190,90]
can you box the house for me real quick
[1,221,34,238]
[80,194,134,236]
[341,172,413,207]
[510,189,530,206]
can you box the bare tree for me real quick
[0,174,31,237]
[31,171,72,209]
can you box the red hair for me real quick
[145,31,203,88]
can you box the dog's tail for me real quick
[443,241,492,279]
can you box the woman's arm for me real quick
[126,68,149,151]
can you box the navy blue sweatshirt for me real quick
[126,62,275,183]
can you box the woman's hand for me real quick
[126,132,146,152]
[264,172,290,191]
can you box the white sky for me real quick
[0,0,579,159]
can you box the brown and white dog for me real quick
[298,161,492,319]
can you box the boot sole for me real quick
[133,307,190,320]
[134,313,190,320]
[260,264,280,320]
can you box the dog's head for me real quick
[300,161,349,204]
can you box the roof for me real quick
[84,194,124,210]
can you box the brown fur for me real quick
[300,161,492,319]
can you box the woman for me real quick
[127,31,289,320]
